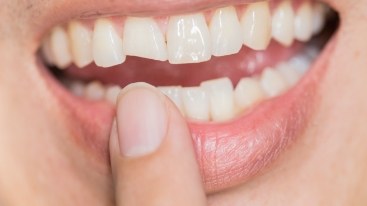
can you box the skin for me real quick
[1,0,367,205]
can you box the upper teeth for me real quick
[41,0,328,69]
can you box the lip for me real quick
[36,0,338,193]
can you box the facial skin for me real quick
[1,0,367,205]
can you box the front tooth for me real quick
[241,2,272,50]
[234,78,265,111]
[93,19,125,68]
[158,86,184,113]
[288,55,311,75]
[105,85,121,104]
[272,0,295,46]
[260,68,288,97]
[167,13,211,64]
[69,81,85,97]
[209,6,243,56]
[50,26,72,68]
[85,81,105,100]
[201,78,235,121]
[68,21,93,68]
[123,17,168,61]
[181,87,210,121]
[276,63,302,86]
[294,2,313,42]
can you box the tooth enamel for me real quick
[312,3,327,35]
[85,81,105,100]
[201,78,235,121]
[167,13,211,64]
[288,55,311,75]
[50,26,72,68]
[241,2,272,50]
[294,2,313,42]
[234,78,265,111]
[123,17,168,61]
[272,0,295,46]
[69,81,85,97]
[68,21,93,68]
[182,87,210,121]
[93,19,125,68]
[41,36,55,65]
[158,86,184,113]
[209,6,243,56]
[105,85,121,104]
[260,68,288,97]
[276,63,301,86]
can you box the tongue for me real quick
[65,41,302,87]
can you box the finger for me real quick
[110,83,206,206]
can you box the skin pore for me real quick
[1,0,367,205]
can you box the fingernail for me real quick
[116,83,168,157]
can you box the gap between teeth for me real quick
[65,49,317,122]
[41,0,328,69]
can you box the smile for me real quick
[38,0,338,192]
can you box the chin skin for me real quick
[1,0,367,205]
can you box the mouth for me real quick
[38,0,338,193]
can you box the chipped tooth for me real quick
[260,68,288,97]
[123,17,168,61]
[234,78,265,111]
[241,2,272,50]
[272,0,295,46]
[312,2,327,35]
[294,2,313,42]
[201,78,235,121]
[93,19,125,68]
[209,6,243,56]
[85,81,105,100]
[68,21,93,68]
[50,26,72,68]
[105,85,121,104]
[158,86,184,113]
[276,63,301,86]
[182,87,210,121]
[167,13,211,64]
[41,35,55,65]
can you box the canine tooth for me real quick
[167,13,211,64]
[260,68,288,97]
[201,78,235,121]
[209,6,243,56]
[85,81,105,100]
[123,17,168,61]
[105,85,121,104]
[50,26,72,68]
[158,86,184,113]
[241,2,272,50]
[41,36,55,65]
[312,3,327,34]
[234,78,265,111]
[182,87,210,121]
[68,21,93,68]
[272,0,295,46]
[93,19,125,68]
[294,2,313,42]
[276,63,302,86]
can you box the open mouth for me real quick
[38,0,338,193]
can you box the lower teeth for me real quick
[63,46,318,122]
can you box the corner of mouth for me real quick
[36,0,339,193]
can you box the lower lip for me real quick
[39,36,335,193]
